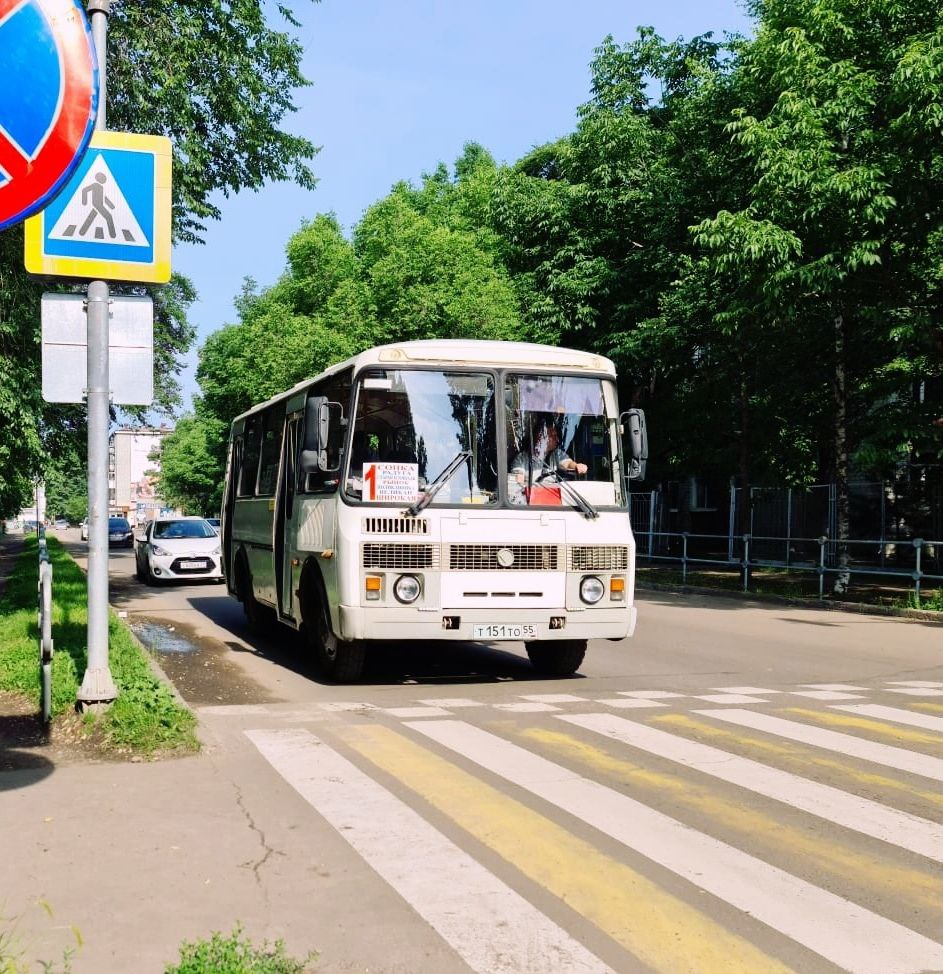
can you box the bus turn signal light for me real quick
[610,576,626,600]
[365,576,382,600]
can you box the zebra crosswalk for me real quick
[240,691,943,973]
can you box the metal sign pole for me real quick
[78,0,116,707]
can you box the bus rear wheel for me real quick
[525,639,587,676]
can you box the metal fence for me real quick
[630,481,942,604]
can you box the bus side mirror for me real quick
[301,398,344,474]
[620,408,648,481]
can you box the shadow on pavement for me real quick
[0,714,56,788]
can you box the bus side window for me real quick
[257,407,283,496]
[238,417,262,497]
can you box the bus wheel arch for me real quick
[299,558,366,682]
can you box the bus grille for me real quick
[448,544,560,571]
[362,544,439,569]
[362,517,429,535]
[568,545,629,571]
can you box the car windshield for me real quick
[153,519,216,540]
[345,369,498,506]
[108,518,131,531]
[505,373,625,508]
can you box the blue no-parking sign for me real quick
[0,0,98,230]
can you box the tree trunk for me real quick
[832,309,851,595]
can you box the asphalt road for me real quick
[42,529,943,972]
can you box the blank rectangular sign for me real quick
[41,293,154,405]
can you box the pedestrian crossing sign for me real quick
[24,131,172,284]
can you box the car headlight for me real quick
[580,575,605,604]
[393,574,421,604]
[151,545,170,556]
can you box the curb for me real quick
[637,581,943,625]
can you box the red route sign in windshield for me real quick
[0,0,98,230]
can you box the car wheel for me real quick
[134,557,143,582]
[525,639,587,676]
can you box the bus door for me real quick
[274,412,302,620]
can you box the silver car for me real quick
[134,517,223,584]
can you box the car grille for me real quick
[362,544,439,570]
[568,545,629,571]
[447,544,560,571]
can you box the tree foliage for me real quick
[0,1,318,518]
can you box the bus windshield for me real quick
[345,369,499,506]
[506,373,625,508]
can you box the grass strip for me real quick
[0,536,198,755]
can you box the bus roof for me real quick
[233,339,617,424]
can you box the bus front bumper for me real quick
[338,605,636,643]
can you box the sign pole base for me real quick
[77,665,118,707]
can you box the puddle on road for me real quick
[131,617,282,707]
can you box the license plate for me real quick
[179,560,208,570]
[472,623,538,640]
[110,533,124,540]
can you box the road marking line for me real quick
[198,704,270,716]
[783,708,943,749]
[834,704,943,735]
[617,690,683,699]
[560,712,943,863]
[888,682,943,688]
[693,694,768,704]
[595,698,667,709]
[698,709,943,782]
[887,688,943,697]
[348,725,789,974]
[417,697,483,708]
[789,691,864,700]
[406,720,943,974]
[712,686,779,694]
[245,727,611,974]
[383,706,453,718]
[520,725,943,910]
[494,702,560,713]
[802,684,868,691]
[519,693,589,703]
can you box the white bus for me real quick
[221,339,648,681]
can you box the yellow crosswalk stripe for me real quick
[518,726,943,911]
[653,713,943,814]
[347,723,794,974]
[914,703,943,715]
[783,707,943,750]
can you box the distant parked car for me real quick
[80,518,89,541]
[134,517,223,584]
[108,516,134,548]
[53,518,69,529]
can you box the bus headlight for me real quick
[393,574,422,604]
[580,575,605,604]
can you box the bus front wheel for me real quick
[525,639,587,677]
[305,585,365,682]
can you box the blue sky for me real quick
[172,0,753,410]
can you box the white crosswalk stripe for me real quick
[243,697,943,974]
[407,719,943,974]
[560,711,943,863]
[698,707,943,781]
[245,727,613,974]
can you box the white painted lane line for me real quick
[789,691,864,701]
[246,728,612,974]
[887,682,943,688]
[198,704,270,716]
[711,686,779,694]
[384,706,453,718]
[699,709,943,783]
[834,704,943,734]
[417,698,483,708]
[887,688,943,697]
[317,701,377,712]
[802,684,868,692]
[595,698,668,710]
[407,720,943,974]
[693,694,768,704]
[618,690,683,699]
[561,713,943,864]
[519,694,589,703]
[494,702,560,713]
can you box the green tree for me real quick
[0,1,318,519]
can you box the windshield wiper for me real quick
[406,450,472,516]
[531,460,598,519]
